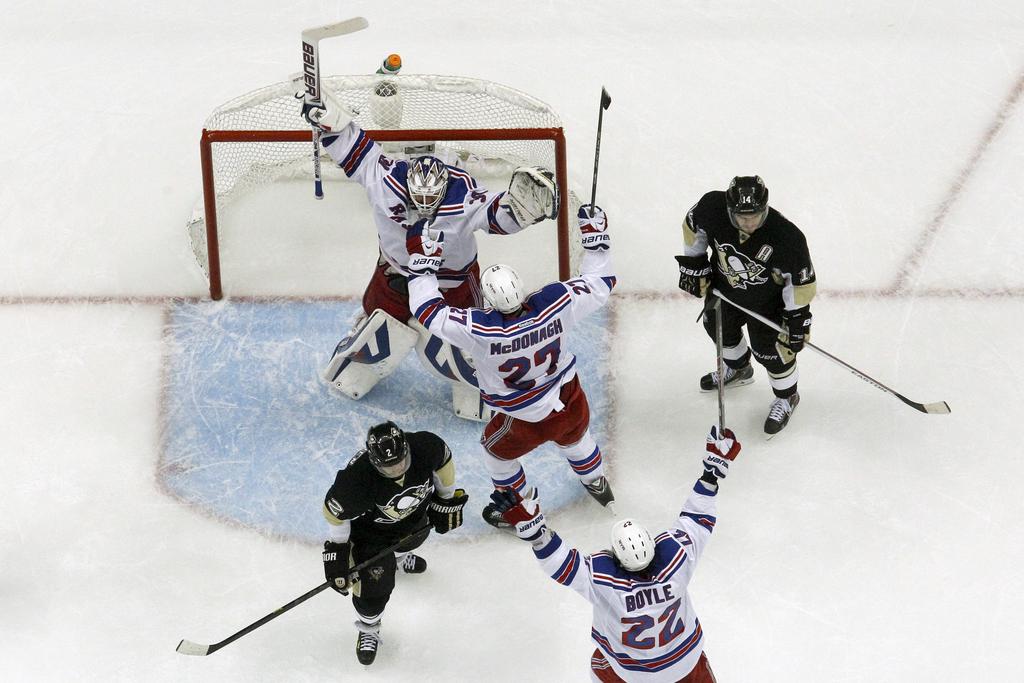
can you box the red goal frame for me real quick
[198,127,570,300]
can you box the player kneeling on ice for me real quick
[405,205,618,528]
[301,82,559,417]
[320,421,469,666]
[490,425,741,682]
[675,176,816,435]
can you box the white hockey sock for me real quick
[558,430,604,486]
[483,452,527,493]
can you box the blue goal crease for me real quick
[159,300,613,542]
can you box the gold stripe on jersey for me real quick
[793,281,817,307]
[682,216,699,246]
[434,453,456,489]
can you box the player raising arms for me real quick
[491,426,742,682]
[301,84,559,407]
[320,421,469,665]
[405,205,617,527]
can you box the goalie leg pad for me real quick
[500,166,560,227]
[408,319,493,421]
[322,309,419,399]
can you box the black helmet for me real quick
[366,421,411,478]
[726,176,769,232]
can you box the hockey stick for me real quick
[711,289,951,415]
[176,520,430,656]
[588,87,612,217]
[713,297,727,431]
[301,17,369,199]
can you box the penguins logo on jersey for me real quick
[715,242,768,290]
[374,480,433,524]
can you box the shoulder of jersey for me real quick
[434,166,479,216]
[406,430,444,454]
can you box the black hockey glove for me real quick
[427,489,469,534]
[322,541,354,594]
[776,306,812,362]
[674,255,711,298]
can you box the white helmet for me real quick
[481,264,525,313]
[407,156,449,217]
[610,519,655,572]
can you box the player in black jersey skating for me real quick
[675,176,817,434]
[321,421,469,665]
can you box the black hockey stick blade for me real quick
[711,289,951,415]
[600,87,611,110]
[175,522,431,656]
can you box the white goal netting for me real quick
[189,73,582,298]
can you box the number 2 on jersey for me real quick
[498,339,561,390]
[620,598,686,650]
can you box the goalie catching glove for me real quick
[578,205,610,251]
[500,166,559,227]
[489,487,548,543]
[405,219,445,276]
[322,541,354,594]
[426,489,469,534]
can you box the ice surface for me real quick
[2,1,1023,681]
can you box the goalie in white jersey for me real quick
[490,425,742,682]
[406,205,618,527]
[301,80,559,406]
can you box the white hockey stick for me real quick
[711,289,950,415]
[301,17,369,199]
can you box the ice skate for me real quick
[482,501,512,529]
[699,363,754,392]
[764,392,800,437]
[582,476,616,513]
[355,621,381,666]
[400,553,427,574]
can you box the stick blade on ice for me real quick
[176,639,211,656]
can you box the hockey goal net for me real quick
[189,73,581,299]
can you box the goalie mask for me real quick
[481,264,525,314]
[726,175,769,234]
[610,518,655,572]
[366,421,411,479]
[407,156,449,217]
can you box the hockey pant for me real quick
[362,254,481,320]
[590,649,716,682]
[348,521,431,621]
[481,376,605,492]
[702,300,798,399]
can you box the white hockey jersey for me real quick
[322,124,526,288]
[407,249,616,422]
[532,479,719,681]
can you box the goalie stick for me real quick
[711,289,951,415]
[588,87,611,217]
[176,521,430,657]
[301,17,369,199]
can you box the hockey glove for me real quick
[406,219,445,276]
[702,425,741,482]
[322,541,354,594]
[427,488,469,534]
[490,487,547,542]
[501,166,559,227]
[674,255,711,298]
[776,306,812,363]
[578,204,610,251]
[299,88,354,134]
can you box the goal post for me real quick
[190,74,579,300]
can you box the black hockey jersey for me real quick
[323,431,452,539]
[683,190,816,314]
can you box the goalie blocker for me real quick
[322,309,493,422]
